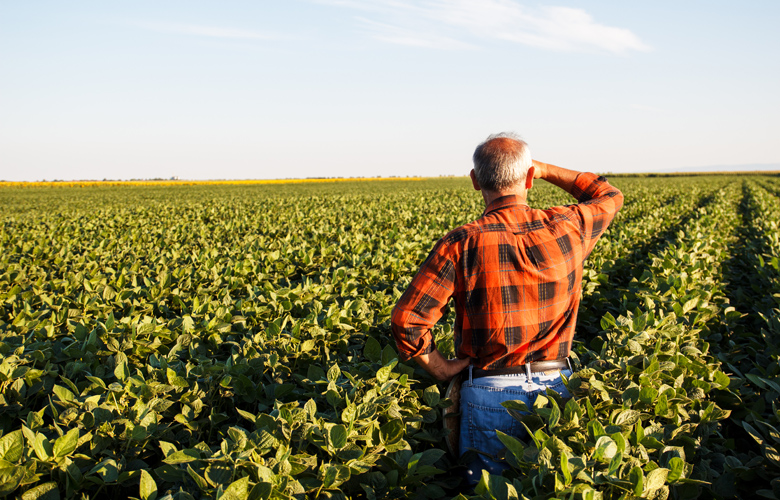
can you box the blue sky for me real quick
[1,1,778,181]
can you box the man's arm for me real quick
[391,239,470,382]
[532,160,580,196]
[533,159,624,256]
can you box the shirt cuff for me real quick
[397,335,436,361]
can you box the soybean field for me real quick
[1,175,780,500]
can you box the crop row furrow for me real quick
[711,181,780,493]
[578,181,727,337]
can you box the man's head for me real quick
[472,132,532,193]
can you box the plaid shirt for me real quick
[391,172,623,369]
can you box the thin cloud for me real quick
[137,21,281,41]
[315,0,651,54]
[357,17,475,49]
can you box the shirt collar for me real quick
[483,195,530,216]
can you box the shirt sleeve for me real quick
[390,238,457,361]
[568,172,624,258]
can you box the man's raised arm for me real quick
[533,159,623,257]
[532,159,580,195]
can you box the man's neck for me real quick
[481,187,528,208]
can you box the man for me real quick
[390,132,623,483]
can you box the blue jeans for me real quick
[458,367,572,485]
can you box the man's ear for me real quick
[470,169,481,191]
[525,166,535,190]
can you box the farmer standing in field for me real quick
[390,132,623,484]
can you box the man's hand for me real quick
[532,159,546,179]
[412,349,471,382]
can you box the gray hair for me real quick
[472,132,532,192]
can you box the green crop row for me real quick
[0,176,778,500]
[577,177,726,337]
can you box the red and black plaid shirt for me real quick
[391,172,623,369]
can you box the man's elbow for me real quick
[390,303,403,333]
[613,189,625,212]
[389,304,408,349]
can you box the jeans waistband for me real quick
[467,359,570,381]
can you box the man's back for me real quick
[392,171,622,369]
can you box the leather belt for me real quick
[468,359,569,380]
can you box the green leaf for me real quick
[139,469,157,500]
[187,465,209,490]
[330,424,348,449]
[205,464,232,488]
[611,432,627,454]
[381,345,398,365]
[614,409,641,426]
[52,385,75,402]
[376,359,397,384]
[607,452,623,476]
[496,430,525,462]
[307,364,326,381]
[32,433,52,461]
[166,367,189,388]
[327,363,341,382]
[629,466,644,495]
[86,375,107,390]
[89,458,119,483]
[53,428,79,458]
[561,454,572,485]
[158,441,178,458]
[380,419,404,444]
[502,400,530,413]
[0,464,24,496]
[163,449,201,464]
[712,370,731,389]
[0,430,23,463]
[632,313,647,332]
[654,393,669,416]
[341,404,357,424]
[646,467,669,490]
[20,481,59,500]
[305,399,318,420]
[114,352,130,381]
[548,399,561,430]
[364,336,381,363]
[763,444,780,467]
[105,313,116,331]
[667,457,685,482]
[585,398,596,419]
[639,386,658,405]
[322,466,338,488]
[256,430,277,451]
[600,312,617,330]
[593,436,617,463]
[222,476,249,500]
[418,449,445,466]
[743,422,764,446]
[423,385,440,407]
[682,297,699,314]
[641,436,665,450]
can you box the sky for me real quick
[1,1,778,181]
